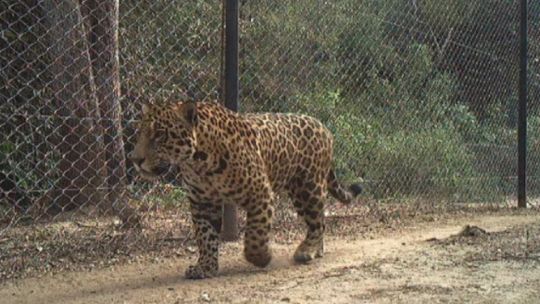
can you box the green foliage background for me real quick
[2,0,540,206]
[119,0,540,202]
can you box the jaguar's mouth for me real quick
[134,163,170,180]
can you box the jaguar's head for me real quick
[128,101,198,180]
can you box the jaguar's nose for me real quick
[128,152,143,167]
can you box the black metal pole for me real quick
[518,0,528,208]
[224,0,239,111]
[222,0,240,240]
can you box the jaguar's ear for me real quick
[142,103,150,115]
[182,102,198,126]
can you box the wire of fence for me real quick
[1,0,539,281]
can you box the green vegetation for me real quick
[119,0,540,202]
[3,0,540,208]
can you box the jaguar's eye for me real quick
[154,128,167,142]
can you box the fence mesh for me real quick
[1,0,539,280]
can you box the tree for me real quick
[42,0,104,211]
[42,0,138,225]
[82,0,138,224]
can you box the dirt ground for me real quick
[1,209,540,304]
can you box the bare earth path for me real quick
[2,212,540,304]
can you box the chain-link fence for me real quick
[1,0,539,280]
[240,0,540,202]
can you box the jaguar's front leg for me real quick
[185,199,222,279]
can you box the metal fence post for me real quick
[222,0,240,240]
[518,0,528,208]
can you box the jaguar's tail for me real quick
[327,168,362,204]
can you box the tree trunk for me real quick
[81,0,140,225]
[42,0,104,211]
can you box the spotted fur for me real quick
[129,101,362,279]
